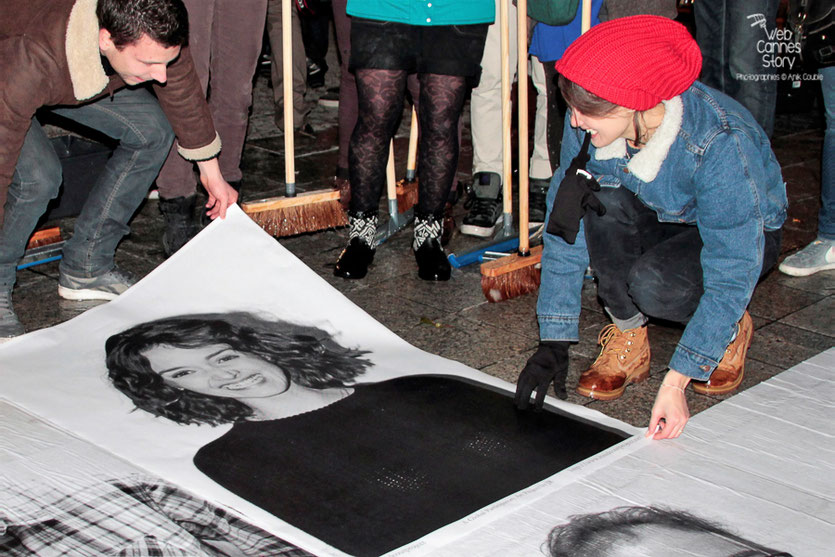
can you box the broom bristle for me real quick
[26,227,62,249]
[243,191,347,237]
[479,245,543,302]
[396,179,419,213]
[481,265,541,302]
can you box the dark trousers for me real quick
[542,62,565,175]
[585,186,781,323]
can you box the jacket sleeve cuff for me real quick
[537,315,580,343]
[177,133,222,162]
[669,345,717,381]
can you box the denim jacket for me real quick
[538,81,787,380]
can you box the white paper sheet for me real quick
[0,207,637,556]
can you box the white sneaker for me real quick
[58,267,136,301]
[778,237,835,277]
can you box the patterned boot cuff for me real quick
[413,213,443,251]
[348,210,378,247]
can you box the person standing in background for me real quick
[154,0,267,257]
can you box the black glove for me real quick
[515,341,570,411]
[546,132,607,244]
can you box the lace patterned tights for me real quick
[348,69,469,218]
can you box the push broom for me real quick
[16,227,64,270]
[447,0,516,266]
[480,0,592,302]
[242,0,347,236]
[480,0,540,302]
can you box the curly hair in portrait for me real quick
[105,312,371,426]
[547,505,792,557]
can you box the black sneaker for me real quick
[306,60,327,89]
[319,87,339,108]
[461,173,503,238]
[529,177,550,227]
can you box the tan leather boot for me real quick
[692,311,753,395]
[576,324,651,400]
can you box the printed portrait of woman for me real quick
[105,312,628,557]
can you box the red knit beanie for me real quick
[555,15,702,111]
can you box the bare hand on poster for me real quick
[647,369,691,440]
[515,341,570,410]
[197,159,238,220]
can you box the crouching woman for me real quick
[515,16,786,440]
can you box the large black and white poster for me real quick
[0,207,636,556]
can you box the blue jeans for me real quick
[820,65,835,240]
[586,186,781,324]
[0,88,173,290]
[694,0,779,137]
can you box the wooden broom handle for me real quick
[406,106,419,178]
[283,0,295,192]
[500,0,512,217]
[581,0,592,34]
[517,0,529,253]
[386,139,396,200]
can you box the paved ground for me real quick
[12,54,833,429]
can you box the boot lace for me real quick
[596,324,637,362]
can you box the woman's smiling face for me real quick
[569,106,634,148]
[142,344,290,399]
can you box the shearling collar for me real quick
[65,0,108,101]
[593,96,683,182]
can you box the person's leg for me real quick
[154,0,213,256]
[0,119,63,337]
[778,66,835,276]
[693,0,725,93]
[629,228,781,322]
[463,0,517,237]
[629,227,781,396]
[411,72,469,280]
[334,68,408,279]
[542,63,564,176]
[155,0,212,200]
[332,0,356,183]
[529,55,552,226]
[470,0,517,179]
[266,0,309,131]
[724,0,778,137]
[348,69,408,215]
[415,73,469,218]
[529,56,551,182]
[585,187,682,327]
[51,88,173,288]
[576,186,685,400]
[300,6,331,88]
[819,65,835,240]
[210,0,268,183]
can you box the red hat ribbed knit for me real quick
[555,15,702,111]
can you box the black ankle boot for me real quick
[334,238,375,279]
[159,195,198,257]
[335,211,378,279]
[413,213,450,281]
[414,238,451,281]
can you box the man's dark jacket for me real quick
[0,0,221,223]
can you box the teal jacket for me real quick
[347,0,494,26]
